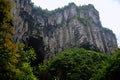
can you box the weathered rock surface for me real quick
[12,0,117,61]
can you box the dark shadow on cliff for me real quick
[26,36,45,65]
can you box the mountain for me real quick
[11,0,117,61]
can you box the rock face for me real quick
[12,0,117,61]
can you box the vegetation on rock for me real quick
[75,15,89,26]
[103,27,113,34]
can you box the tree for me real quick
[90,48,120,80]
[37,48,108,80]
[0,0,37,79]
[0,0,19,79]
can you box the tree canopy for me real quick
[36,48,109,80]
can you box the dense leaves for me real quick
[90,48,120,80]
[36,48,120,80]
[0,0,18,79]
[75,15,89,26]
[37,48,109,80]
[0,0,37,80]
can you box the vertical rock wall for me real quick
[11,0,118,61]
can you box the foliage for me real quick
[90,48,120,80]
[37,48,108,80]
[32,6,50,17]
[11,43,37,80]
[36,48,120,80]
[17,43,36,63]
[103,27,113,34]
[0,0,17,52]
[51,3,75,13]
[31,2,76,16]
[77,4,94,11]
[75,15,89,26]
[0,0,18,79]
[0,1,37,80]
[33,63,51,80]
[14,62,37,80]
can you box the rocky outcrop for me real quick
[11,0,117,61]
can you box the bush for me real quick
[37,48,108,80]
[90,48,120,80]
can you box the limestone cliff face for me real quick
[12,0,117,60]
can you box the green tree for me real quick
[37,48,108,80]
[0,0,19,79]
[0,0,37,79]
[14,62,37,80]
[90,48,120,80]
[13,43,37,80]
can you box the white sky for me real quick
[31,0,120,46]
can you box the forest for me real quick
[0,0,120,80]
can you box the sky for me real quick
[31,0,120,46]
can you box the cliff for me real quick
[11,0,117,61]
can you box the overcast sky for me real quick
[31,0,120,46]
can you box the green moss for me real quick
[75,15,89,26]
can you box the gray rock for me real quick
[11,0,118,61]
